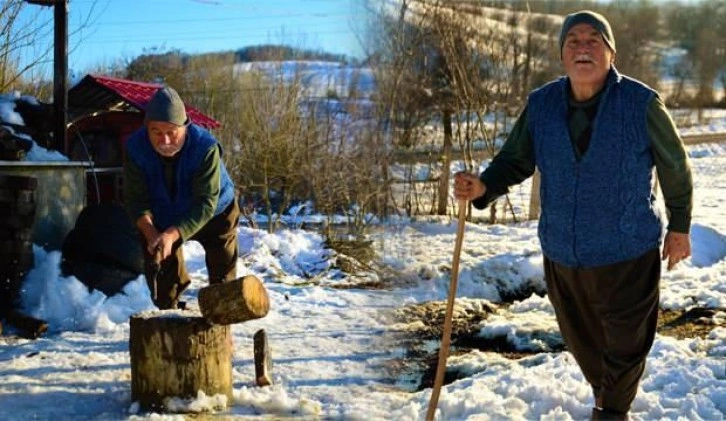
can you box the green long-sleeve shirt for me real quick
[123,145,221,240]
[474,95,693,233]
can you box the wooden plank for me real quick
[682,132,726,145]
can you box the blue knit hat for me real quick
[559,10,616,53]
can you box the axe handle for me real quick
[426,200,467,421]
[150,246,163,301]
[152,271,158,302]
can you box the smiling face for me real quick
[146,120,187,157]
[561,23,615,100]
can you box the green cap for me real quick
[559,10,616,53]
[144,86,188,126]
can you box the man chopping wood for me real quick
[124,86,240,310]
[454,10,693,420]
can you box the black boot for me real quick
[591,407,629,421]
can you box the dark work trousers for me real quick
[544,248,660,414]
[142,198,241,309]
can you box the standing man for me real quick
[124,86,240,310]
[454,10,693,420]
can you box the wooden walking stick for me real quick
[426,200,467,421]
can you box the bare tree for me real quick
[2,0,103,96]
[418,1,554,222]
[665,0,726,110]
[0,1,54,93]
[601,2,660,87]
[125,48,187,86]
[367,0,437,217]
[221,66,309,232]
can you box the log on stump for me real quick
[198,275,270,325]
[129,310,233,412]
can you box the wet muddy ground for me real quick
[389,299,725,391]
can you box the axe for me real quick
[426,200,466,421]
[148,246,163,302]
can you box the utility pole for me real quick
[25,0,68,152]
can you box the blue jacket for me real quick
[529,67,664,268]
[126,124,235,232]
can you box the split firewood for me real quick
[254,329,273,386]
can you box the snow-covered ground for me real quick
[0,138,724,420]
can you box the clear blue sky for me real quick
[25,0,367,73]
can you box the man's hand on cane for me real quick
[454,172,486,201]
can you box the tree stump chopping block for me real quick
[129,310,233,412]
[198,275,270,325]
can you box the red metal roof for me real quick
[68,74,221,129]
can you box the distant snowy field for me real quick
[233,61,376,99]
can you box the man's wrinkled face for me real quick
[561,23,614,87]
[147,121,186,157]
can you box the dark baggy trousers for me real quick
[142,198,240,309]
[544,248,661,414]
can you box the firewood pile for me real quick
[0,95,54,161]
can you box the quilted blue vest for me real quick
[529,67,664,268]
[126,124,235,232]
